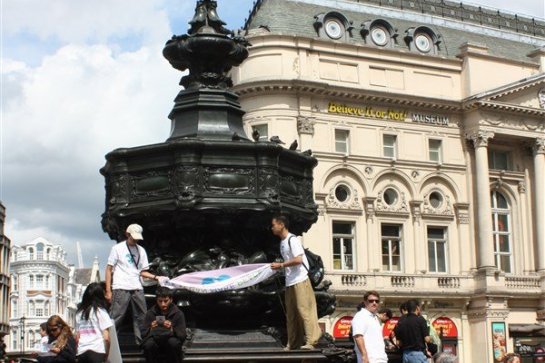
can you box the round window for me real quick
[414,33,432,53]
[429,191,443,209]
[383,188,398,206]
[371,26,389,46]
[335,185,350,202]
[325,18,344,39]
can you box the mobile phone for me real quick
[156,315,165,325]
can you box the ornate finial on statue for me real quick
[188,0,232,35]
[163,0,249,90]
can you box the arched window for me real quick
[491,191,512,273]
[36,243,44,260]
[28,247,34,260]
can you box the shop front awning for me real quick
[509,324,545,337]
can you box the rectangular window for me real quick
[332,222,355,270]
[492,191,512,273]
[36,275,43,289]
[251,124,268,142]
[29,275,34,289]
[429,139,442,163]
[427,227,447,273]
[488,150,511,170]
[381,224,402,271]
[383,134,397,158]
[35,302,44,317]
[335,129,349,154]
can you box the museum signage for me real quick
[327,102,449,126]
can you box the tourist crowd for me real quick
[350,291,522,363]
[19,224,186,363]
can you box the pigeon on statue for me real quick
[289,140,298,150]
[302,149,313,156]
[269,136,285,144]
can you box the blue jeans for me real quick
[402,350,428,363]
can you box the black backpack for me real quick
[288,236,325,288]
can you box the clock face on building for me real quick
[415,33,432,53]
[325,18,343,39]
[371,26,389,46]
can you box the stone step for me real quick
[121,347,328,362]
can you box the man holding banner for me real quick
[270,215,322,350]
[105,224,164,344]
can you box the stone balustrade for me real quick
[325,271,541,296]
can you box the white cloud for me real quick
[2,40,181,266]
[3,0,175,45]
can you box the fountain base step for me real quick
[120,329,329,362]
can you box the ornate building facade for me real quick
[0,203,11,353]
[233,0,545,361]
[65,257,101,326]
[8,237,70,353]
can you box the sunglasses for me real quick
[367,299,380,304]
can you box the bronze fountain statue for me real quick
[101,1,340,360]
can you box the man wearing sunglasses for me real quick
[351,291,388,363]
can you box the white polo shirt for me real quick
[351,308,388,363]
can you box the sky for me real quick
[1,0,544,271]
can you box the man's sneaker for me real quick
[300,344,315,350]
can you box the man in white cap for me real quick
[105,223,161,344]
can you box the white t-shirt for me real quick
[351,309,388,363]
[76,307,113,355]
[107,241,150,290]
[280,233,309,287]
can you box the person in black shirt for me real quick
[393,300,430,363]
[141,287,186,363]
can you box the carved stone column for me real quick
[410,201,425,273]
[364,197,378,271]
[467,131,496,270]
[534,138,545,272]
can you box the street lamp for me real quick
[19,316,25,355]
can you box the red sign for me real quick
[333,316,353,338]
[433,317,458,338]
[383,317,400,339]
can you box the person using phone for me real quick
[141,287,187,363]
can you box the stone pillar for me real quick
[468,131,496,270]
[534,138,545,272]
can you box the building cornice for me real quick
[464,100,545,118]
[234,79,461,112]
[488,75,545,100]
